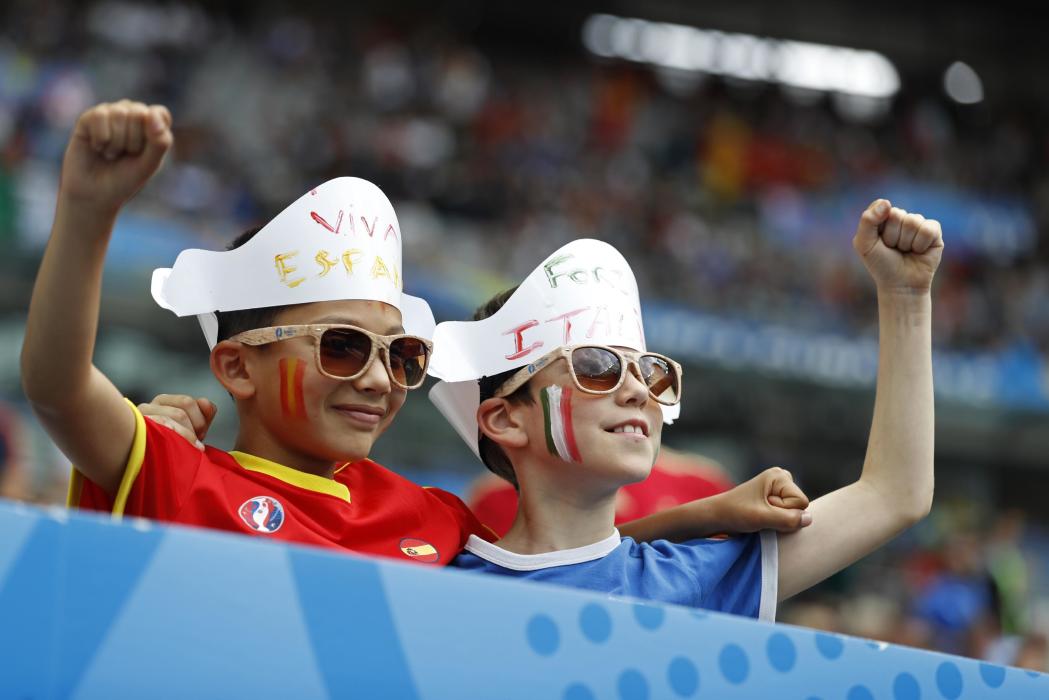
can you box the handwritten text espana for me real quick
[273,249,401,290]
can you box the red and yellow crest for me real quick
[399,537,440,564]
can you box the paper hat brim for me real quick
[152,271,436,349]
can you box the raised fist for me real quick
[60,100,173,213]
[852,199,944,294]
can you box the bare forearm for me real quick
[778,200,942,601]
[21,101,172,497]
[862,290,934,520]
[21,195,134,496]
[21,197,116,407]
[778,293,935,600]
[619,495,729,542]
[621,467,811,543]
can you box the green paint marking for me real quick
[540,388,558,456]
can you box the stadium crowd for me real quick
[3,3,1049,353]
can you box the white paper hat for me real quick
[428,238,679,458]
[151,177,436,347]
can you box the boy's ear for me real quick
[477,397,529,450]
[210,340,257,400]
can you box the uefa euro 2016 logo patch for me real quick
[238,496,285,534]
[399,537,439,563]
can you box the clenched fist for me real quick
[60,100,173,214]
[853,199,944,294]
[717,466,812,534]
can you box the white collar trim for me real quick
[463,529,621,571]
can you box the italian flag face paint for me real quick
[279,357,307,419]
[540,385,583,463]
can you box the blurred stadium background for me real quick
[1,0,1047,670]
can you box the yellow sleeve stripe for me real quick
[112,401,148,519]
[66,399,148,521]
[65,468,84,509]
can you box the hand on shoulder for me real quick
[715,466,812,534]
[138,394,217,451]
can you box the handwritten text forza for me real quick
[502,253,643,360]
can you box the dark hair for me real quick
[475,285,534,490]
[214,226,289,342]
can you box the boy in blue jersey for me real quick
[429,199,941,619]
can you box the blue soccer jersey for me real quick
[452,529,778,621]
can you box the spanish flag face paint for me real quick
[278,357,307,419]
[540,385,583,463]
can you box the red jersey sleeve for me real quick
[68,400,204,521]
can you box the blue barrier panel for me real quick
[1,499,1046,699]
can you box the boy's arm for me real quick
[777,199,941,601]
[618,467,811,541]
[21,101,173,497]
[137,392,813,539]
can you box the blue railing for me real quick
[1,499,1045,699]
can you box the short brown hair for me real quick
[475,286,534,490]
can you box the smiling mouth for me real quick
[606,423,648,437]
[333,406,385,426]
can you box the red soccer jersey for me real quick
[69,404,493,566]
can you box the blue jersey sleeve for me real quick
[632,531,778,620]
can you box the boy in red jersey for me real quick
[23,100,810,567]
[21,100,491,563]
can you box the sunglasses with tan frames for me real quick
[494,345,682,405]
[229,324,433,390]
